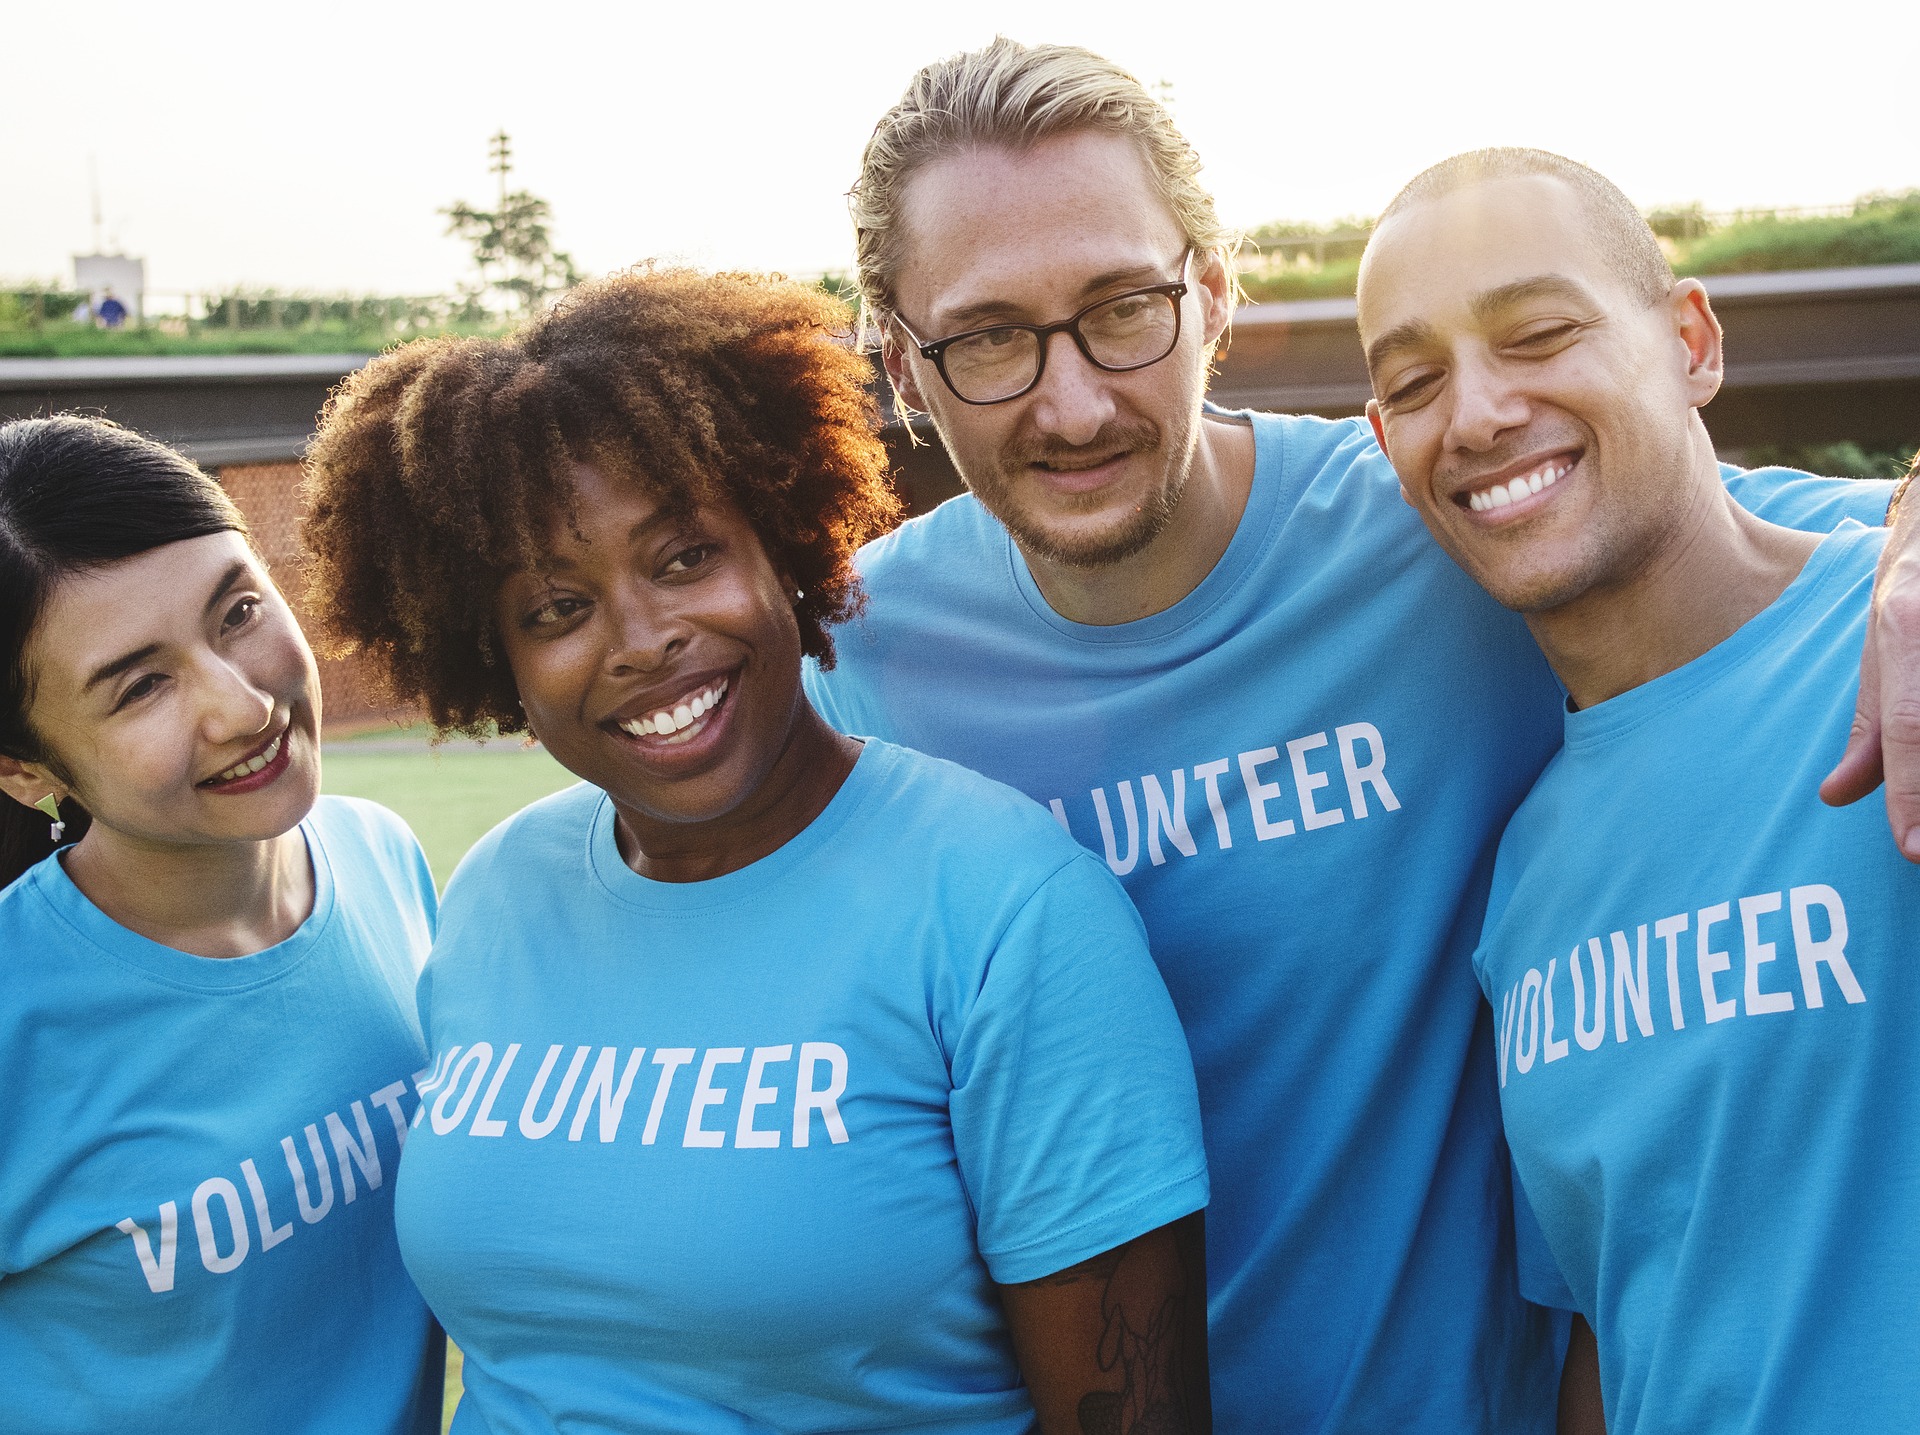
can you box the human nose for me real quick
[603,584,689,676]
[199,656,276,745]
[1443,351,1530,453]
[1025,330,1118,446]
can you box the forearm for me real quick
[1558,1313,1606,1435]
[999,1211,1211,1435]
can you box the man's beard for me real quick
[961,417,1186,570]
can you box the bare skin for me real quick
[492,462,858,884]
[884,131,1252,628]
[0,532,320,957]
[1359,174,1817,711]
[1558,1316,1606,1435]
[1001,1212,1211,1435]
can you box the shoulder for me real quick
[440,779,599,912]
[1723,463,1894,531]
[851,490,1007,597]
[1246,408,1389,471]
[308,793,419,865]
[859,740,1108,889]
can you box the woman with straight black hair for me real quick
[0,415,443,1434]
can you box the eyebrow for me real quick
[83,560,251,693]
[934,261,1174,333]
[1469,274,1592,319]
[1365,274,1595,373]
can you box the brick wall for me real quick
[215,461,406,736]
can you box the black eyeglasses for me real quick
[892,249,1193,405]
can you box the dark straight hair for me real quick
[0,415,247,888]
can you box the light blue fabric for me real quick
[397,739,1207,1435]
[1479,522,1920,1433]
[0,796,443,1435]
[806,409,1893,1433]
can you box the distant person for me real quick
[1357,147,1920,1433]
[95,289,127,329]
[301,268,1212,1435]
[802,38,1907,1433]
[0,416,444,1434]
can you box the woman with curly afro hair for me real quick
[303,268,1211,1435]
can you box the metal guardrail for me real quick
[1209,262,1920,453]
[1,263,1914,491]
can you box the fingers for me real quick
[1820,645,1882,808]
[1836,527,1920,862]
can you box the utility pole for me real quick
[89,156,104,253]
[489,131,512,210]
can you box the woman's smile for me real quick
[607,669,737,757]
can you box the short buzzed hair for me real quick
[1379,148,1674,305]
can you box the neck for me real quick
[1026,412,1257,626]
[612,701,861,884]
[63,821,314,959]
[1527,442,1821,710]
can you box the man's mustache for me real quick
[1003,420,1161,470]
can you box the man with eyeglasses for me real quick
[807,38,1910,1434]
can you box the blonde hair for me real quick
[850,37,1241,328]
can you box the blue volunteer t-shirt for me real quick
[805,410,1892,1433]
[0,795,443,1435]
[396,738,1208,1435]
[1480,523,1920,1433]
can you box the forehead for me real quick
[29,531,256,684]
[891,130,1187,328]
[1359,174,1620,338]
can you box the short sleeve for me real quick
[1723,463,1893,533]
[1513,1160,1580,1313]
[946,853,1209,1284]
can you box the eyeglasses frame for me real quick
[890,248,1196,407]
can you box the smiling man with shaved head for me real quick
[810,46,1916,1431]
[1358,146,1920,1433]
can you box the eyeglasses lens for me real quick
[941,291,1181,403]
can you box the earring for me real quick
[34,793,64,843]
[794,588,806,602]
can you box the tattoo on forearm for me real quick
[1064,1232,1202,1435]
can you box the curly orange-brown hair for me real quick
[302,268,903,735]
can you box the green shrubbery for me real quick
[1236,190,1920,303]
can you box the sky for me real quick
[4,0,1915,297]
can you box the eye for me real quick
[661,542,717,576]
[1383,370,1440,408]
[523,594,589,629]
[114,672,166,712]
[221,595,262,633]
[1508,321,1581,352]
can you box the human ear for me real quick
[1670,279,1724,408]
[0,753,62,814]
[1196,247,1235,347]
[880,327,930,414]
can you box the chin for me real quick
[998,482,1183,570]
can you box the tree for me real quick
[442,131,581,312]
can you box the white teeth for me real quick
[623,679,729,742]
[215,734,281,783]
[1467,461,1568,514]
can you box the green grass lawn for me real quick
[321,732,577,889]
[320,729,577,1428]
